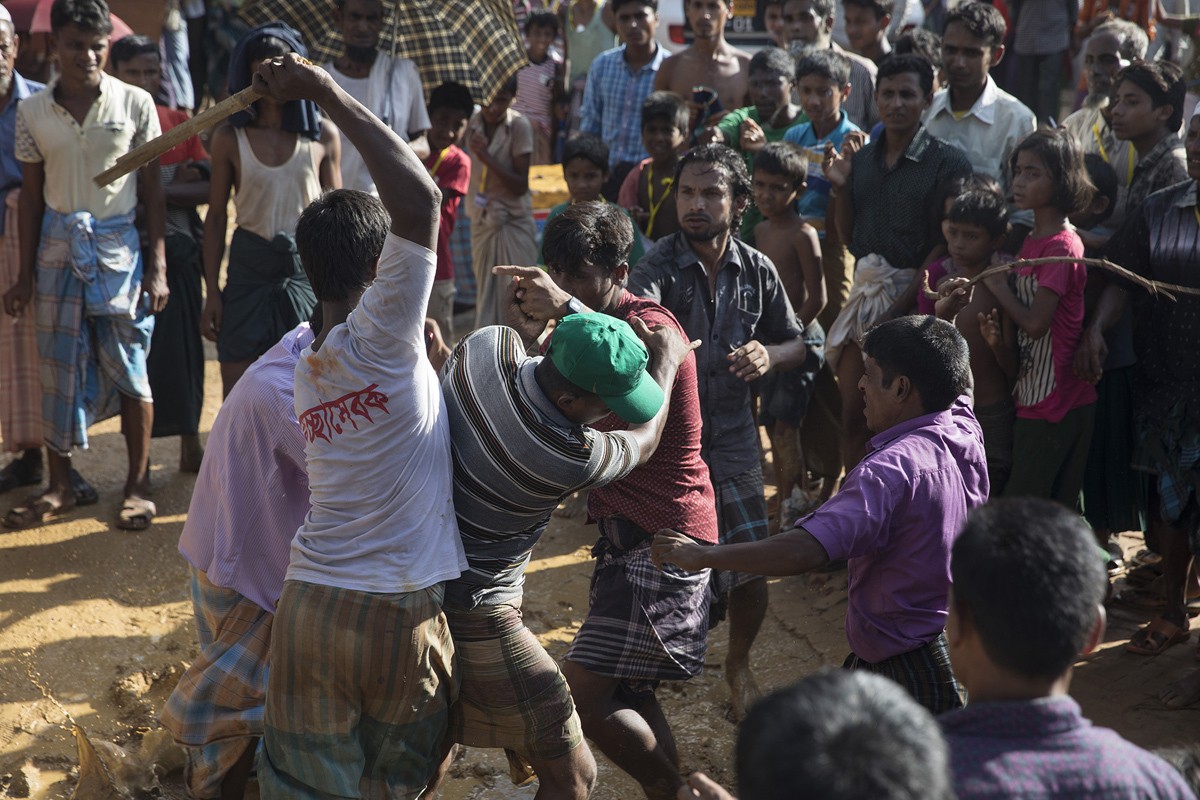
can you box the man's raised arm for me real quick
[252,55,440,250]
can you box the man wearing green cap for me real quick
[436,309,698,796]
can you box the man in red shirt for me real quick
[494,201,716,800]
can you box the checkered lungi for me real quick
[842,633,965,714]
[260,580,456,800]
[34,208,153,455]
[566,516,710,697]
[0,189,42,452]
[709,465,771,620]
[159,568,272,799]
[444,602,583,762]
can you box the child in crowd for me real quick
[932,189,1015,493]
[618,91,688,241]
[423,82,474,344]
[752,142,825,523]
[763,0,788,48]
[704,47,805,241]
[842,0,893,64]
[979,129,1096,507]
[917,174,1002,315]
[541,133,645,266]
[466,76,537,328]
[514,10,566,165]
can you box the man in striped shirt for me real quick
[438,308,697,797]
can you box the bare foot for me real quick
[1159,668,1200,709]
[726,661,762,723]
[555,489,590,520]
[179,434,204,473]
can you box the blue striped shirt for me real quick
[580,44,667,168]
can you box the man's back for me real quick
[942,696,1195,799]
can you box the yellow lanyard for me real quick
[1094,123,1135,186]
[645,164,674,237]
[427,147,448,177]
[478,164,489,195]
[1193,204,1200,230]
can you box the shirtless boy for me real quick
[752,142,825,523]
[654,0,751,135]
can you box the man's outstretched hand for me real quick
[651,529,708,572]
[251,53,332,104]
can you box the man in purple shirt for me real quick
[941,498,1194,799]
[653,315,988,713]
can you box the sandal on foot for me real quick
[1114,586,1168,610]
[1127,618,1190,656]
[115,497,156,531]
[3,496,74,529]
[69,469,98,506]
[1126,562,1164,587]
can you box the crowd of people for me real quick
[1,0,1200,797]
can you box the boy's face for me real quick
[526,23,556,61]
[843,4,888,55]
[686,0,731,42]
[782,0,831,48]
[615,2,658,48]
[942,219,997,269]
[1109,78,1171,143]
[115,52,161,97]
[643,117,686,162]
[941,20,999,96]
[876,72,931,136]
[549,259,627,312]
[752,168,801,218]
[1186,116,1200,182]
[51,23,109,87]
[748,68,793,119]
[482,90,515,124]
[563,156,607,202]
[764,3,786,47]
[1083,32,1127,100]
[427,106,469,153]
[797,73,847,124]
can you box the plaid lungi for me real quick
[0,189,42,452]
[710,465,771,620]
[260,580,455,800]
[566,517,710,696]
[159,568,272,800]
[842,633,965,714]
[444,602,583,762]
[34,208,153,455]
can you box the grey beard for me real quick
[0,72,12,98]
[345,44,378,65]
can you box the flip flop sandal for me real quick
[1127,618,1190,656]
[115,498,156,532]
[1130,549,1164,569]
[2,497,73,530]
[69,469,99,506]
[1126,562,1164,587]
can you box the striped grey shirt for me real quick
[440,326,640,610]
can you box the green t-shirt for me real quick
[715,106,811,244]
[539,200,647,267]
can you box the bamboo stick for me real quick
[920,256,1200,303]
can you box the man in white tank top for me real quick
[325,0,431,195]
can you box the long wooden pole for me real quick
[92,84,263,187]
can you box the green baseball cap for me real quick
[547,312,664,424]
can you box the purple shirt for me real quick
[178,324,314,613]
[942,696,1194,799]
[801,398,989,663]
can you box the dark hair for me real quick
[947,188,1008,239]
[109,34,158,67]
[876,53,934,96]
[295,189,389,303]
[737,670,954,800]
[674,143,754,234]
[944,1,1007,47]
[50,0,113,34]
[641,90,689,133]
[841,0,894,20]
[894,28,942,71]
[929,172,1001,242]
[1091,19,1149,61]
[1082,153,1118,227]
[1010,128,1095,215]
[612,0,658,13]
[542,201,634,276]
[495,73,520,100]
[753,141,808,190]
[562,132,610,172]
[243,34,291,67]
[795,49,852,86]
[428,81,474,117]
[861,316,970,413]
[749,46,795,80]
[1154,746,1200,795]
[525,9,560,35]
[1114,60,1186,133]
[952,499,1107,680]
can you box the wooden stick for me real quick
[93,85,263,187]
[920,256,1200,303]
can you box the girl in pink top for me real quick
[978,129,1097,507]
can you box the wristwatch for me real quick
[565,296,586,316]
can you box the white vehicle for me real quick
[655,0,775,54]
